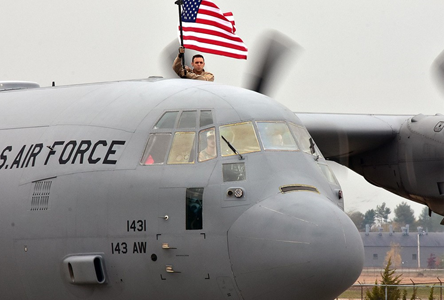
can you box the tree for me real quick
[385,243,402,269]
[363,209,376,229]
[427,253,436,269]
[410,286,418,300]
[366,280,384,300]
[429,285,435,300]
[417,207,444,232]
[403,288,418,300]
[365,258,402,300]
[376,202,391,225]
[393,201,416,226]
[348,211,364,231]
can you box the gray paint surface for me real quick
[0,79,364,300]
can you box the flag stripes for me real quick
[179,0,247,59]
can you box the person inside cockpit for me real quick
[271,133,284,147]
[199,130,216,161]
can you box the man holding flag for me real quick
[172,0,248,80]
[173,47,214,81]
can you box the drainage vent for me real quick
[279,184,319,194]
[31,179,53,211]
[63,255,106,285]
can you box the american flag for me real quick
[179,0,248,60]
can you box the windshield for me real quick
[219,122,260,156]
[142,111,321,166]
[256,122,298,151]
[288,123,324,158]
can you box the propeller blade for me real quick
[160,39,181,78]
[245,30,302,95]
[431,49,444,96]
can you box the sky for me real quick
[2,0,444,218]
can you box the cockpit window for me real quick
[256,122,298,151]
[144,110,217,166]
[317,163,339,185]
[154,111,178,129]
[223,163,246,181]
[288,123,310,153]
[141,133,172,165]
[288,123,324,158]
[200,110,213,127]
[219,122,260,156]
[178,111,197,129]
[167,132,196,164]
[198,128,217,162]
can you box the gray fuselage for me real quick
[0,79,363,300]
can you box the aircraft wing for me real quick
[297,112,444,216]
[296,113,411,160]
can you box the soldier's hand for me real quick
[178,46,185,58]
[185,66,192,72]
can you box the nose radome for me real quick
[227,192,363,300]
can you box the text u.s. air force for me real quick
[0,140,126,170]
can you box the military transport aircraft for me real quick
[2,33,444,300]
[0,78,364,300]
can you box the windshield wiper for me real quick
[309,138,319,161]
[221,135,244,160]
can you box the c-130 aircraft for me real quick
[0,77,364,300]
[2,34,444,300]
[2,41,444,300]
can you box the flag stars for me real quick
[181,0,200,22]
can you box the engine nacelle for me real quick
[349,114,444,215]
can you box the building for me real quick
[362,226,444,268]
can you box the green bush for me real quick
[365,258,402,300]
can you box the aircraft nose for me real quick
[227,192,363,300]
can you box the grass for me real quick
[339,285,442,299]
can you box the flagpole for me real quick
[175,0,186,72]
